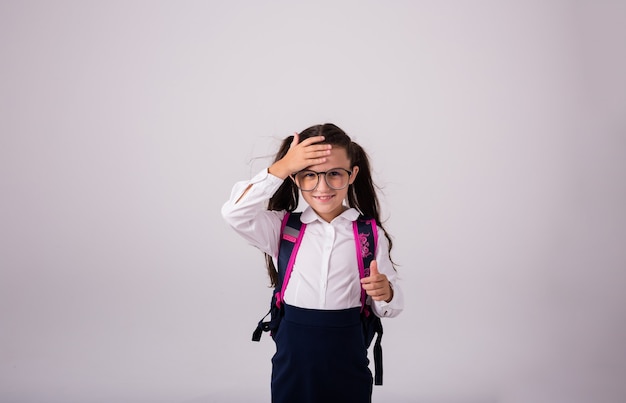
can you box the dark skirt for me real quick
[271,304,373,403]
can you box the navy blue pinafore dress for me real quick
[271,304,373,403]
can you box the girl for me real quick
[221,123,403,403]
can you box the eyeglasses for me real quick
[291,168,353,191]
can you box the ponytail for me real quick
[348,141,396,268]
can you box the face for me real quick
[296,146,359,222]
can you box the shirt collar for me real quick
[301,206,360,224]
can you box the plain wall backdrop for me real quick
[1,1,625,402]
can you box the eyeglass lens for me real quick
[295,169,351,191]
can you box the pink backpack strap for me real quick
[275,212,306,308]
[353,218,378,312]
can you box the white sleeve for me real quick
[370,227,404,318]
[221,168,287,258]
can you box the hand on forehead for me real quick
[306,147,351,171]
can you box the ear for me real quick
[349,166,359,184]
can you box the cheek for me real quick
[301,192,313,204]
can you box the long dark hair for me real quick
[265,123,396,286]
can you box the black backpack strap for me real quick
[252,212,305,341]
[355,217,384,386]
[251,307,272,342]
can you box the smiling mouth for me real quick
[313,195,334,201]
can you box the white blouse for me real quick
[221,168,403,318]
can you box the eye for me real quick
[327,169,343,177]
[300,171,317,179]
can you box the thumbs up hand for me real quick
[360,260,394,303]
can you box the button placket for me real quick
[319,223,335,307]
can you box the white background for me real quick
[1,1,625,402]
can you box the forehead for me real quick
[307,146,351,171]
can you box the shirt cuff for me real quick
[371,281,403,317]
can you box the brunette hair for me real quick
[265,123,395,286]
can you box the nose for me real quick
[315,173,331,191]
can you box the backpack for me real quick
[251,211,384,385]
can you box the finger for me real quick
[304,157,329,167]
[299,135,326,147]
[362,279,385,289]
[364,285,387,299]
[369,260,379,277]
[289,132,299,148]
[363,280,389,296]
[304,149,333,161]
[360,276,384,286]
